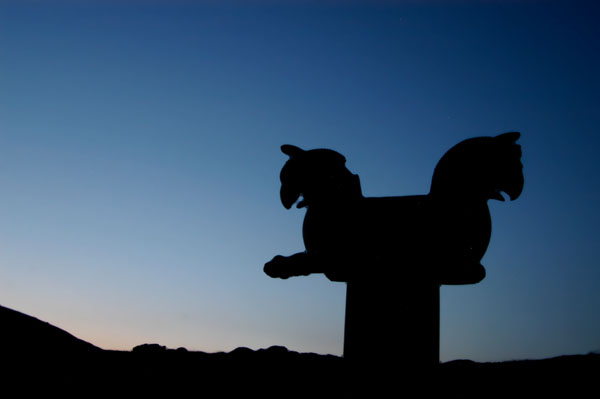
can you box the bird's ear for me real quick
[496,132,520,143]
[281,145,305,158]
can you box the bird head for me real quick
[430,132,524,202]
[279,144,362,209]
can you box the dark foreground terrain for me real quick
[2,304,597,397]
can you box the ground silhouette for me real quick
[1,304,597,397]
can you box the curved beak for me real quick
[280,183,301,209]
[504,166,524,200]
[495,132,524,201]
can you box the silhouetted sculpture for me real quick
[264,133,523,372]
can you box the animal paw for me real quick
[264,255,292,279]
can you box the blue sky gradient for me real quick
[1,0,599,361]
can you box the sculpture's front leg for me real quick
[264,252,324,279]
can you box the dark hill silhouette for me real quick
[0,304,100,354]
[1,304,597,397]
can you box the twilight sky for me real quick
[1,0,599,362]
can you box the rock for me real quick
[132,343,167,353]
